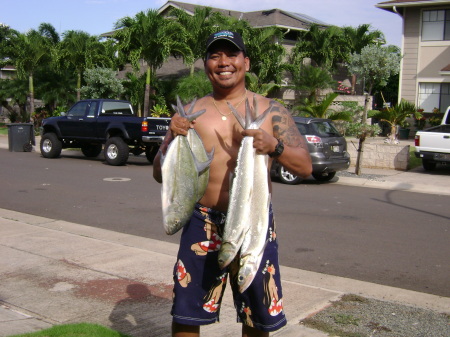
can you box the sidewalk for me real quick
[1,135,449,336]
[1,208,449,337]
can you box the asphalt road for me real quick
[1,148,449,297]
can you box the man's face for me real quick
[205,41,250,90]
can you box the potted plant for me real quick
[369,99,422,143]
[398,120,411,140]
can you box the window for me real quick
[101,101,134,115]
[87,102,98,118]
[418,83,450,111]
[422,9,450,41]
[67,101,88,117]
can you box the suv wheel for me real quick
[40,133,62,158]
[81,144,102,158]
[104,137,129,166]
[278,165,303,185]
[312,171,336,182]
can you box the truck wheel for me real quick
[81,144,102,158]
[422,159,436,171]
[104,137,129,166]
[145,145,159,164]
[278,165,303,185]
[40,133,62,158]
[312,171,336,182]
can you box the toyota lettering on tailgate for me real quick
[157,125,169,131]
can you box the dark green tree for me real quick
[171,7,215,76]
[7,23,58,119]
[58,30,115,101]
[114,9,189,116]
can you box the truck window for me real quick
[87,102,98,118]
[68,101,89,117]
[101,102,134,116]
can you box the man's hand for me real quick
[170,114,195,137]
[242,129,278,155]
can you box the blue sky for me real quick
[1,0,402,46]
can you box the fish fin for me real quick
[207,146,215,161]
[228,102,246,129]
[251,94,258,121]
[193,150,213,174]
[174,96,186,118]
[252,101,274,129]
[185,97,197,116]
[186,97,207,121]
[174,96,206,121]
[245,98,252,129]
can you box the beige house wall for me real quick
[400,7,420,103]
[400,5,450,106]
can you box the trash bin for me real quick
[398,128,410,140]
[7,123,35,152]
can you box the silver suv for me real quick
[270,117,350,184]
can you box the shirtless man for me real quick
[153,30,312,337]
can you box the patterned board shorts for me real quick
[171,203,287,332]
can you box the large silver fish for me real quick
[217,96,273,270]
[187,128,214,201]
[161,97,213,235]
[236,152,271,293]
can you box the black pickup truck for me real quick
[40,99,170,165]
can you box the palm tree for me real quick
[245,73,280,97]
[290,65,336,105]
[9,24,57,119]
[34,65,76,113]
[0,78,28,122]
[176,71,212,103]
[171,7,215,76]
[294,92,352,121]
[58,30,115,101]
[292,24,346,70]
[114,9,189,116]
[369,99,421,143]
[342,24,385,94]
[244,26,285,84]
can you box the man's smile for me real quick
[217,71,234,77]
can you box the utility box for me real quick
[7,123,35,152]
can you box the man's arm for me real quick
[244,102,312,178]
[270,104,312,178]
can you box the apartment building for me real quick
[377,0,450,112]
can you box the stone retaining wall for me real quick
[346,139,410,170]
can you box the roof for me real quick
[376,0,450,14]
[158,1,328,31]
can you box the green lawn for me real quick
[9,323,131,337]
[0,123,8,135]
[408,146,421,170]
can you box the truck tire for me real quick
[278,165,303,185]
[312,171,336,182]
[145,145,159,164]
[81,144,102,158]
[422,159,436,171]
[104,137,129,166]
[40,132,62,158]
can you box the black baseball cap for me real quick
[205,30,246,54]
